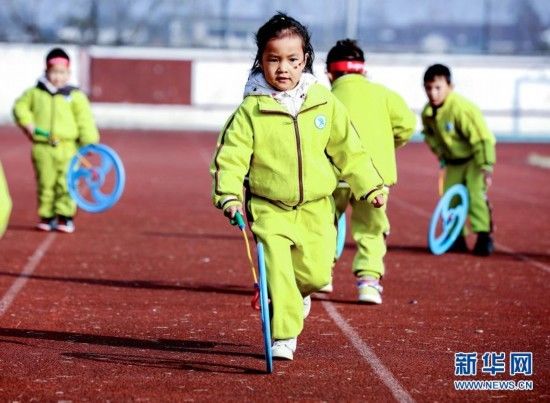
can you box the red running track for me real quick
[0,126,548,401]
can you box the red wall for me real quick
[90,58,192,104]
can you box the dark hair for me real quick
[251,12,314,74]
[326,39,364,67]
[46,47,70,63]
[424,63,451,84]
[326,39,364,78]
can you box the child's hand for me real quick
[224,204,243,220]
[482,169,493,188]
[371,194,385,208]
[23,124,35,141]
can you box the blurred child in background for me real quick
[324,39,416,304]
[421,63,496,256]
[211,13,386,360]
[13,47,99,233]
[0,161,12,238]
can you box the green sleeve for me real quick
[326,99,384,202]
[12,88,35,127]
[456,107,496,170]
[387,90,416,148]
[72,91,99,145]
[210,107,253,209]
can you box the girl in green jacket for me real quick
[13,48,99,233]
[211,13,386,361]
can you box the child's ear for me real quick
[326,71,334,83]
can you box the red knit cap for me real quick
[46,48,70,68]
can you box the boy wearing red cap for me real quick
[325,39,416,304]
[13,47,99,233]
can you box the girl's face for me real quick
[261,33,308,91]
[46,64,70,89]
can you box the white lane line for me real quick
[391,196,550,275]
[0,233,56,317]
[319,295,415,403]
[495,242,550,274]
[527,153,550,169]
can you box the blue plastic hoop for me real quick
[335,213,346,260]
[67,144,125,213]
[256,242,273,374]
[428,184,469,255]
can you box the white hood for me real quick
[38,76,59,94]
[243,72,317,116]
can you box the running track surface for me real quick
[0,127,548,401]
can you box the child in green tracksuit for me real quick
[421,64,496,256]
[0,161,12,238]
[325,39,416,304]
[211,14,386,360]
[13,47,99,233]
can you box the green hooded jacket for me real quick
[13,80,99,145]
[421,91,496,170]
[211,82,385,211]
[331,74,416,185]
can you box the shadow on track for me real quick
[61,351,265,374]
[355,243,550,262]
[5,224,41,232]
[143,231,243,241]
[0,271,252,296]
[0,327,265,374]
[340,242,432,255]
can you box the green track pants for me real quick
[333,188,389,280]
[31,142,77,219]
[444,160,492,233]
[248,196,335,340]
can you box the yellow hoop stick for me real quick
[240,228,258,284]
[75,152,94,169]
[438,169,445,197]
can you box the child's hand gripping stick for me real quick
[231,211,246,230]
[34,127,59,146]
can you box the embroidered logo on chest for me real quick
[314,115,327,129]
[445,121,454,132]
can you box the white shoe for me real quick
[318,282,333,293]
[56,218,75,234]
[303,295,311,318]
[272,338,297,360]
[36,217,56,232]
[357,278,383,304]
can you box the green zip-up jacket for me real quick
[211,83,385,210]
[331,74,416,186]
[421,91,496,170]
[13,81,99,145]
